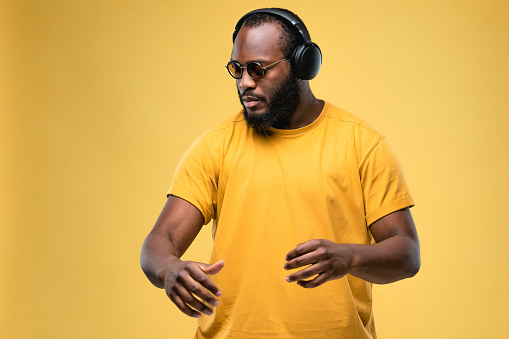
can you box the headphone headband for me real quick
[232,8,311,44]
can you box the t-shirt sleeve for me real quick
[360,137,414,226]
[167,136,218,225]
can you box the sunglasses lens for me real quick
[227,62,242,79]
[247,63,264,79]
[226,61,266,79]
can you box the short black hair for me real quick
[241,8,308,60]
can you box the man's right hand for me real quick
[140,196,223,317]
[162,258,225,318]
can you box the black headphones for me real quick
[232,8,322,80]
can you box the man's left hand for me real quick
[284,239,353,288]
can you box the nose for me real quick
[238,67,256,90]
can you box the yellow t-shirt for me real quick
[169,102,414,339]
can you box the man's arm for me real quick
[284,207,420,287]
[140,195,224,317]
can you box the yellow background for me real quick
[2,0,508,338]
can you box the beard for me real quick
[237,72,300,135]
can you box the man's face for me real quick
[230,22,300,133]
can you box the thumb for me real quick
[199,260,225,275]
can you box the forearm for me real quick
[140,196,225,317]
[140,231,181,288]
[141,196,205,289]
[285,209,421,288]
[347,235,420,284]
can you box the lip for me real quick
[242,96,262,108]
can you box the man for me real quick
[141,8,420,339]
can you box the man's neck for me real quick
[273,89,324,130]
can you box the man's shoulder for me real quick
[324,102,384,139]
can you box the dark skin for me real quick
[141,196,222,318]
[140,22,420,318]
[284,208,420,287]
[234,22,324,128]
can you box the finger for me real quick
[284,251,321,270]
[297,273,330,289]
[173,280,214,316]
[285,239,320,261]
[181,268,221,306]
[167,282,203,318]
[199,260,225,276]
[188,264,222,297]
[285,262,324,283]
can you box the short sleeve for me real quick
[168,137,218,225]
[360,137,414,226]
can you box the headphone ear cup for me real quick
[292,43,322,80]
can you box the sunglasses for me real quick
[225,58,288,80]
